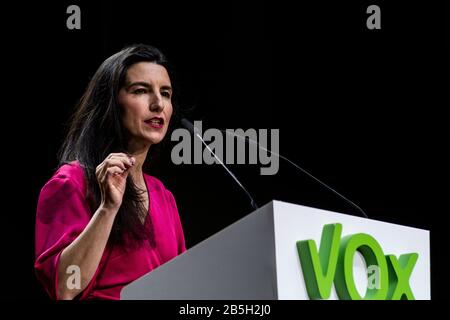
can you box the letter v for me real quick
[296,223,342,299]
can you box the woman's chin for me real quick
[144,133,165,145]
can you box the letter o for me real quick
[335,233,389,300]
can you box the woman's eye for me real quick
[161,91,171,98]
[133,88,147,94]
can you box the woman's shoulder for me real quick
[42,160,86,194]
[143,173,167,193]
[143,174,178,212]
[143,173,176,199]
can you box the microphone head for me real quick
[181,118,196,133]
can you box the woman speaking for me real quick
[35,44,186,300]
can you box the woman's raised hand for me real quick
[96,153,135,211]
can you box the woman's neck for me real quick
[127,143,151,186]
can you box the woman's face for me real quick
[118,62,173,150]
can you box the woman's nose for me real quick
[149,94,164,112]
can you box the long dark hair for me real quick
[58,44,180,249]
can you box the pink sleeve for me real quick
[34,173,94,300]
[166,190,186,254]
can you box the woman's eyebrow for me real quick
[126,81,172,91]
[126,81,151,89]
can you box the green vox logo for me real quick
[296,223,419,300]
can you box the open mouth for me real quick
[144,117,164,129]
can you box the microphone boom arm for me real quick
[181,118,258,211]
[195,132,258,210]
[221,129,369,219]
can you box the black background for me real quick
[0,0,448,302]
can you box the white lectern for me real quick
[121,200,430,300]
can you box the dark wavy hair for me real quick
[58,44,180,249]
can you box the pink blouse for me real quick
[34,161,186,300]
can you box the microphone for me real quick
[219,128,369,219]
[180,118,259,211]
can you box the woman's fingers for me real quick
[104,159,129,171]
[106,166,125,176]
[107,152,129,159]
[98,154,135,180]
[108,154,134,167]
[95,153,135,210]
[96,154,134,177]
[107,153,135,163]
